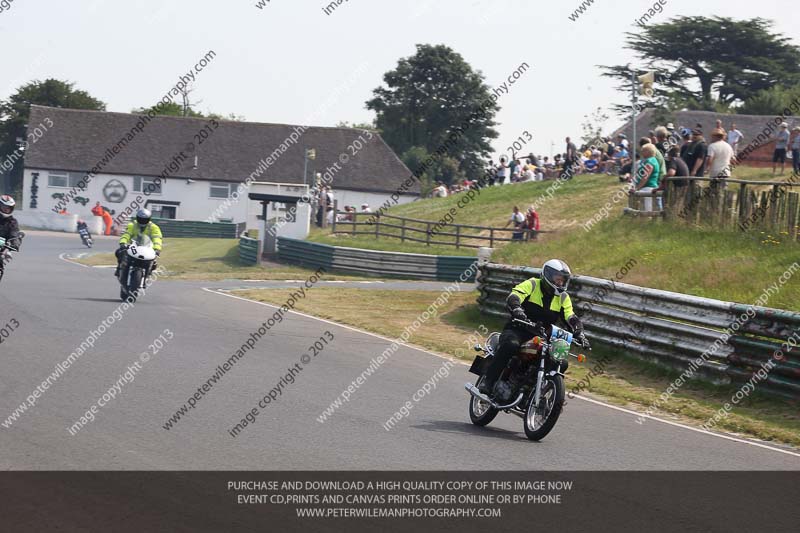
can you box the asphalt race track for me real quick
[1,231,798,470]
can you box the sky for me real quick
[1,0,797,160]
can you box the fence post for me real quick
[489,228,494,248]
[455,225,460,249]
[331,200,337,232]
[375,214,380,238]
[426,222,431,246]
[352,210,357,234]
[401,218,406,243]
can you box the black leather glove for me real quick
[511,307,527,322]
[119,243,128,250]
[155,250,160,256]
[576,330,591,350]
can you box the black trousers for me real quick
[485,326,534,385]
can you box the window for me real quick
[210,181,232,198]
[48,172,87,188]
[133,176,162,195]
[48,172,69,188]
[149,204,177,219]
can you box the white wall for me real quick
[15,211,103,233]
[21,168,249,225]
[20,168,418,232]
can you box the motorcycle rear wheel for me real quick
[469,376,499,426]
[523,375,564,441]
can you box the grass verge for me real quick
[73,238,373,281]
[233,287,800,448]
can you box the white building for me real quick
[19,105,418,232]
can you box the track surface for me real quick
[1,231,798,470]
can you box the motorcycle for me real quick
[77,221,93,248]
[0,232,25,285]
[465,318,588,441]
[117,235,157,303]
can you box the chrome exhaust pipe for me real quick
[465,383,525,410]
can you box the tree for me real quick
[0,79,106,193]
[132,102,245,121]
[400,146,464,195]
[580,107,609,147]
[366,44,499,183]
[600,17,800,114]
[132,101,204,118]
[740,85,800,116]
[335,120,377,131]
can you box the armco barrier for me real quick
[239,236,261,265]
[143,219,244,238]
[477,262,800,398]
[276,238,476,282]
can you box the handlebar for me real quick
[511,317,590,349]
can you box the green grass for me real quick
[74,238,370,281]
[234,287,800,447]
[315,168,800,310]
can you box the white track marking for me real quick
[203,286,800,460]
[58,253,89,268]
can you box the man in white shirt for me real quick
[706,128,734,187]
[726,123,744,155]
[505,206,526,240]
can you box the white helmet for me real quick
[541,259,572,296]
[0,195,16,218]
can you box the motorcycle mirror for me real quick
[473,344,482,352]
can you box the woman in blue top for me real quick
[632,143,661,211]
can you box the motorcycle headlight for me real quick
[551,339,570,361]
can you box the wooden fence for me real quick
[330,201,543,249]
[625,176,800,238]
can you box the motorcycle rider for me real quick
[480,259,589,395]
[115,208,162,277]
[0,195,23,259]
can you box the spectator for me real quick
[617,134,629,151]
[654,126,670,156]
[614,146,631,181]
[791,126,800,175]
[631,143,661,212]
[521,162,535,182]
[496,157,510,185]
[584,156,599,173]
[361,203,371,213]
[666,123,675,135]
[706,128,734,188]
[774,122,790,176]
[509,158,521,182]
[679,127,693,160]
[715,119,724,133]
[727,123,744,155]
[505,205,526,240]
[564,137,578,179]
[640,136,666,185]
[684,130,708,177]
[648,130,657,145]
[525,206,540,240]
[664,145,690,187]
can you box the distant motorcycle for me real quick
[117,235,157,302]
[465,318,588,441]
[77,220,93,248]
[0,232,25,285]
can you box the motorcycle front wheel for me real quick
[469,376,499,426]
[127,268,143,302]
[523,375,564,441]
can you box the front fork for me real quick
[532,357,546,406]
